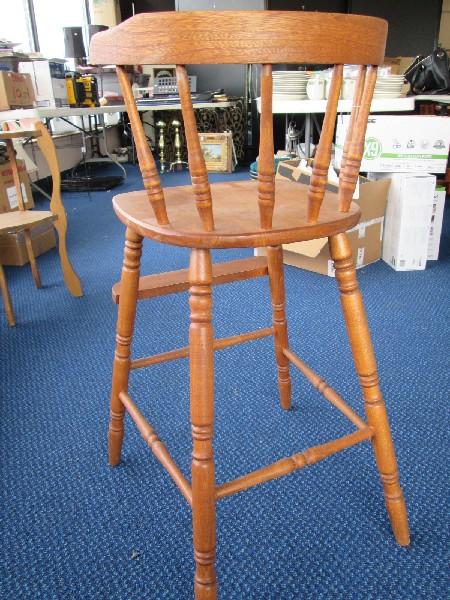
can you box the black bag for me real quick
[404,48,450,94]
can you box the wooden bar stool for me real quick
[91,11,410,599]
[0,122,82,325]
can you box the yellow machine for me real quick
[65,73,99,108]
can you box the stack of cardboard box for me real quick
[255,159,391,277]
[0,159,56,266]
[335,114,450,271]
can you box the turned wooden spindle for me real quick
[176,65,214,232]
[307,64,343,223]
[116,66,169,224]
[266,245,291,410]
[189,249,217,599]
[258,64,275,229]
[339,65,366,174]
[329,233,410,546]
[338,65,377,212]
[109,228,143,466]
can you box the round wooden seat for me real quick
[113,179,361,249]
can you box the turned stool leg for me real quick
[0,263,15,326]
[189,248,217,600]
[109,227,143,466]
[267,245,292,410]
[329,233,410,546]
[23,229,42,289]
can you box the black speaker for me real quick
[63,27,86,59]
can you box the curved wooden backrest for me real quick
[90,11,387,228]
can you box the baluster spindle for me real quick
[307,64,343,223]
[116,66,169,224]
[176,65,214,232]
[258,64,275,229]
[338,65,377,212]
[339,65,366,173]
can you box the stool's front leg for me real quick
[189,248,217,600]
[109,227,142,466]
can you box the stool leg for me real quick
[0,263,15,326]
[189,249,217,600]
[24,229,42,289]
[109,228,143,466]
[267,245,292,410]
[329,233,410,546]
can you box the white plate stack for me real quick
[374,74,405,98]
[272,71,310,101]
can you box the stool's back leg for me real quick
[189,248,217,600]
[267,245,292,410]
[109,228,143,466]
[329,233,410,546]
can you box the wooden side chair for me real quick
[90,11,410,599]
[0,122,82,325]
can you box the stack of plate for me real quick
[272,71,309,101]
[374,74,405,98]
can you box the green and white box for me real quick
[428,187,446,260]
[335,115,450,173]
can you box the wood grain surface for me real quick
[90,11,387,66]
[112,179,361,249]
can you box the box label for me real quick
[7,183,27,209]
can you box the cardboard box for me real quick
[382,56,415,75]
[0,160,34,213]
[0,71,35,110]
[428,187,446,260]
[0,220,56,266]
[335,115,450,173]
[255,160,390,276]
[19,59,68,107]
[375,173,436,271]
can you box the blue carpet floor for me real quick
[1,165,449,599]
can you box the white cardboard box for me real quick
[335,115,450,173]
[19,59,68,107]
[374,173,436,271]
[428,187,446,260]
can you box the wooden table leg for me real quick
[34,121,83,297]
[0,263,15,326]
[329,233,410,546]
[189,248,217,600]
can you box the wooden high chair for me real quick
[0,122,82,325]
[90,11,410,599]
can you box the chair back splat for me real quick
[176,64,214,231]
[90,11,387,228]
[116,66,169,225]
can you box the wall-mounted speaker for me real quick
[63,27,86,59]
